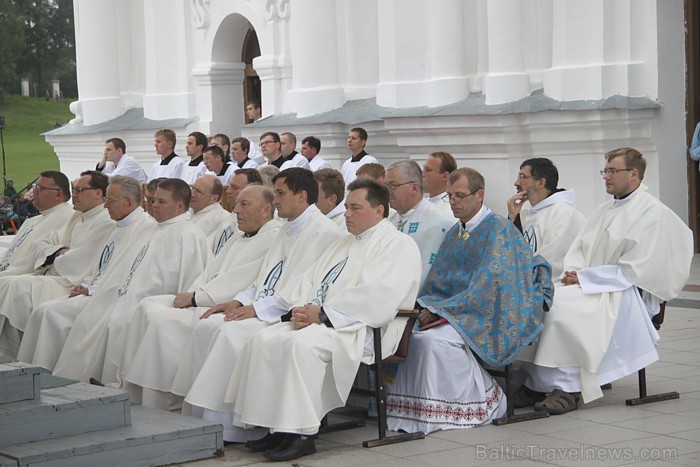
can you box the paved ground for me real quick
[184,256,700,466]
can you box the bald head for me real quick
[233,185,275,234]
[190,174,222,213]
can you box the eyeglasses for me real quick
[103,196,128,203]
[33,183,61,192]
[386,181,415,191]
[600,168,634,176]
[259,140,276,147]
[71,187,99,194]
[445,191,478,202]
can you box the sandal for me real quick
[512,386,547,408]
[533,389,579,415]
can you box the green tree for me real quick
[0,0,24,102]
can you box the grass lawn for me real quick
[0,95,75,190]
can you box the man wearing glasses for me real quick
[520,148,693,414]
[386,167,553,434]
[258,132,293,170]
[0,171,114,357]
[385,160,454,286]
[506,158,586,278]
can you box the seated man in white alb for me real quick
[209,133,231,163]
[422,151,456,217]
[113,185,281,410]
[280,132,311,170]
[203,145,236,186]
[226,178,422,461]
[180,132,209,184]
[385,160,454,285]
[147,129,186,182]
[172,168,343,441]
[231,137,259,169]
[0,171,114,357]
[189,174,229,237]
[313,168,346,230]
[17,176,154,369]
[386,168,553,433]
[520,148,693,414]
[95,138,147,183]
[301,136,331,171]
[52,179,210,384]
[506,157,586,278]
[340,127,378,187]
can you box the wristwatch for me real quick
[318,307,333,328]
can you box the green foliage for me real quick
[0,0,24,101]
[0,95,75,189]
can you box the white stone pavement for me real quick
[185,255,700,467]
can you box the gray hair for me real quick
[387,160,423,193]
[109,175,142,204]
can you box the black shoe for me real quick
[244,431,285,452]
[89,377,104,387]
[263,434,316,462]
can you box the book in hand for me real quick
[420,316,448,331]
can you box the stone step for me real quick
[0,362,42,405]
[0,382,131,447]
[0,405,223,466]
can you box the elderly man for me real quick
[112,185,281,410]
[507,158,587,278]
[173,168,343,442]
[180,132,209,184]
[203,145,236,185]
[313,168,346,229]
[385,160,454,286]
[148,129,185,182]
[301,136,332,171]
[189,174,229,237]
[209,168,264,255]
[422,151,456,216]
[386,168,553,434]
[52,179,209,384]
[18,176,154,369]
[225,178,422,461]
[231,137,259,169]
[520,148,693,413]
[0,171,73,277]
[340,127,378,187]
[95,138,147,183]
[280,132,312,170]
[0,171,114,357]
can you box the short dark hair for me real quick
[80,170,110,197]
[157,178,192,209]
[189,132,208,150]
[350,127,368,141]
[40,170,70,201]
[212,133,231,157]
[301,136,321,153]
[260,131,281,143]
[234,168,264,185]
[521,158,559,192]
[106,137,126,153]
[232,137,250,155]
[429,151,457,173]
[348,178,390,219]
[272,168,318,204]
[314,168,345,203]
[147,177,168,194]
[449,167,485,192]
[204,145,226,162]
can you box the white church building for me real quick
[45,0,695,233]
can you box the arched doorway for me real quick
[242,28,261,123]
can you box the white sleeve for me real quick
[252,296,288,323]
[577,265,633,294]
[233,285,256,306]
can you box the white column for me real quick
[337,0,379,100]
[288,0,344,117]
[191,62,246,135]
[142,0,195,119]
[482,0,530,105]
[73,0,123,125]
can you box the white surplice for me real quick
[190,203,230,237]
[521,185,693,402]
[112,219,281,406]
[52,212,210,383]
[147,155,186,182]
[428,192,453,218]
[389,198,455,286]
[226,219,422,435]
[340,154,378,187]
[518,189,587,278]
[180,160,208,185]
[17,208,153,370]
[178,206,343,424]
[101,154,148,183]
[0,204,114,335]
